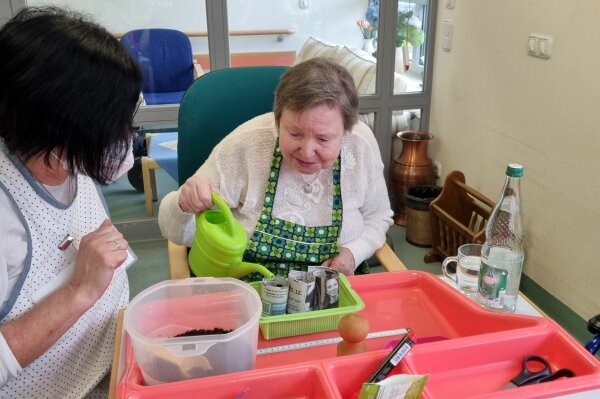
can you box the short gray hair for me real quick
[274,58,358,131]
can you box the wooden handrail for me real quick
[114,28,295,39]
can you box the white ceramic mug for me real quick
[442,244,482,297]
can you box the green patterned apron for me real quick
[242,140,344,281]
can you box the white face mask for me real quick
[51,139,134,183]
[109,140,134,182]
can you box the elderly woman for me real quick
[159,58,392,277]
[0,7,141,398]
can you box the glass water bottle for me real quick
[477,164,525,312]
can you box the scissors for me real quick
[502,355,575,389]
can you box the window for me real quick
[395,0,430,93]
[24,0,437,173]
[29,0,209,122]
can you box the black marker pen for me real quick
[367,330,415,383]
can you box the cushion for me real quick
[393,71,408,93]
[357,110,408,135]
[294,38,409,134]
[294,37,341,65]
[336,46,408,133]
[337,46,377,95]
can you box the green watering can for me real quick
[189,192,275,280]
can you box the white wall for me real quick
[430,0,600,319]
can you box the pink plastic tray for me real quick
[118,350,336,399]
[254,271,545,369]
[324,321,600,399]
[404,320,600,399]
[116,271,600,398]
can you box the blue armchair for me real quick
[121,28,202,105]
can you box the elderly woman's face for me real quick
[278,103,345,175]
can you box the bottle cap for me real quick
[506,163,523,178]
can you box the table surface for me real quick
[440,276,543,317]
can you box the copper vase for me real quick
[390,131,436,226]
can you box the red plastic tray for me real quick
[116,271,600,398]
[118,351,336,399]
[254,271,545,369]
[323,321,600,399]
[404,320,600,399]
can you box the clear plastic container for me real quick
[123,277,262,385]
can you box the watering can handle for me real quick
[210,192,236,236]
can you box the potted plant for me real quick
[396,10,425,72]
[356,19,377,55]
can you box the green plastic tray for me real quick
[250,274,365,340]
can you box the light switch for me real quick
[528,36,538,54]
[441,20,453,51]
[442,20,453,36]
[528,33,553,59]
[442,37,451,51]
[538,39,551,57]
[446,0,456,9]
[299,0,309,9]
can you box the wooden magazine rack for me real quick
[424,171,495,263]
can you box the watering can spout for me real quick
[231,261,275,280]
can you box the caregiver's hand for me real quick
[321,247,356,276]
[69,219,128,308]
[178,172,216,214]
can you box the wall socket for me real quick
[433,161,442,179]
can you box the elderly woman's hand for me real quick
[178,172,215,214]
[321,247,356,276]
[69,219,128,308]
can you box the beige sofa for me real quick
[294,37,409,134]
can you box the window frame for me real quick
[132,0,438,178]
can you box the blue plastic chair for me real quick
[121,29,195,105]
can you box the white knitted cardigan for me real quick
[158,113,393,268]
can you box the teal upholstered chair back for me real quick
[177,66,288,185]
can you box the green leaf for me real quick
[396,10,425,47]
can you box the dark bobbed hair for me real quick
[0,7,142,184]
[274,58,359,132]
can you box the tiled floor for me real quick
[127,239,170,299]
[104,167,179,221]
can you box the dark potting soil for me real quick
[174,328,233,337]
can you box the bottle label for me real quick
[478,261,508,306]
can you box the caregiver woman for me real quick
[0,7,141,398]
[159,58,393,278]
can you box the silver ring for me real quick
[114,240,121,250]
